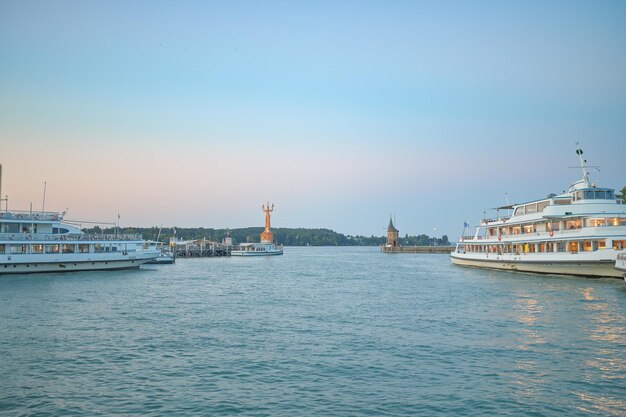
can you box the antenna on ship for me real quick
[0,164,7,212]
[41,181,47,213]
[575,143,590,186]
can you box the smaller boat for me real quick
[231,242,283,256]
[616,252,626,281]
[145,247,175,264]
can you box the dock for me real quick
[381,245,455,254]
[172,239,232,257]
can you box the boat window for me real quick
[45,244,59,254]
[598,240,606,249]
[613,240,626,250]
[514,206,524,216]
[537,201,550,212]
[525,204,537,214]
[565,219,582,229]
[94,244,104,253]
[586,218,606,227]
[30,244,43,254]
[0,244,4,254]
[78,244,89,253]
[10,244,26,254]
[554,198,571,205]
[606,190,615,199]
[584,190,595,199]
[61,244,75,253]
[557,242,566,252]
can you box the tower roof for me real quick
[387,216,398,233]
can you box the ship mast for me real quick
[575,144,590,187]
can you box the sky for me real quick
[1,0,625,238]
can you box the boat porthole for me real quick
[92,262,95,265]
[26,265,29,268]
[74,263,77,266]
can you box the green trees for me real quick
[617,187,626,203]
[82,226,449,246]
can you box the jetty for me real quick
[172,239,232,257]
[382,215,454,254]
[381,245,455,254]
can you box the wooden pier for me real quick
[173,239,232,257]
[381,245,455,254]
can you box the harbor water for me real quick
[1,247,625,416]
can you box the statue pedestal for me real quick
[260,230,274,243]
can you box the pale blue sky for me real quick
[1,1,625,238]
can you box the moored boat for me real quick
[450,147,626,278]
[231,242,283,256]
[0,209,160,273]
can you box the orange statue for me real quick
[260,202,275,242]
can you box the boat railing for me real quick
[0,232,143,242]
[0,210,63,221]
[481,216,510,225]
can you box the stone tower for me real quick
[387,216,399,247]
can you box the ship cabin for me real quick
[458,186,626,255]
[0,210,145,257]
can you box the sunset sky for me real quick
[1,1,625,238]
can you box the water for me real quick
[1,247,625,416]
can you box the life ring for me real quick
[549,230,554,237]
[498,235,502,241]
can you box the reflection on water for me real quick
[575,392,626,416]
[509,292,547,401]
[512,293,546,350]
[578,287,626,415]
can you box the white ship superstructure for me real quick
[451,147,626,278]
[0,210,160,274]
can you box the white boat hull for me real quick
[230,250,283,256]
[0,251,160,274]
[615,254,626,281]
[451,253,621,278]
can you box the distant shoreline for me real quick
[81,226,450,247]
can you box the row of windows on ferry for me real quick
[460,239,626,254]
[0,243,143,254]
[486,217,626,237]
[0,223,64,233]
[512,189,616,216]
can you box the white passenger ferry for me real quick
[0,210,160,274]
[230,242,284,256]
[451,147,626,278]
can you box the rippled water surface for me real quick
[1,247,625,416]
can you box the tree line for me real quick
[81,226,450,247]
